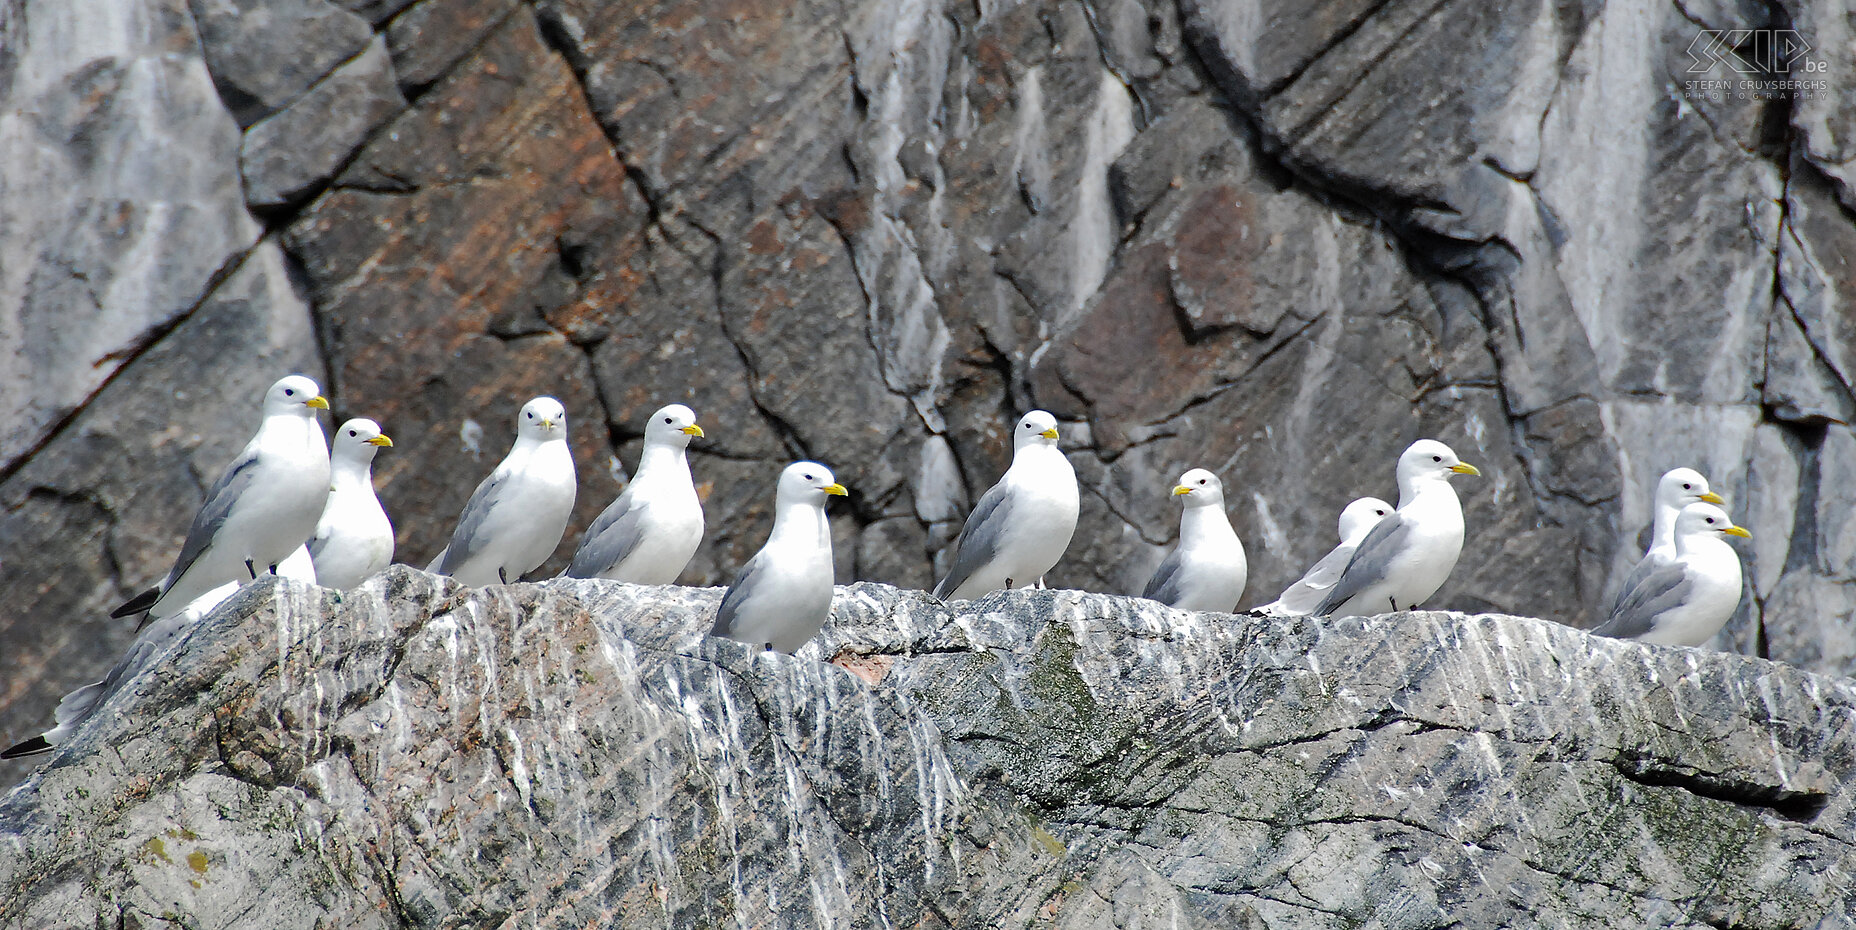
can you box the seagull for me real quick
[1591,502,1749,647]
[111,375,331,625]
[1644,468,1728,559]
[1140,469,1247,612]
[5,581,241,759]
[427,397,576,586]
[709,462,847,653]
[308,418,395,590]
[1604,467,1726,620]
[932,410,1079,601]
[1314,439,1480,616]
[1259,496,1394,616]
[565,404,704,584]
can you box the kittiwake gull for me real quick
[932,410,1079,601]
[709,462,847,653]
[111,375,331,625]
[565,404,704,584]
[1140,468,1247,612]
[427,396,576,586]
[1314,439,1480,616]
[1591,502,1749,647]
[309,418,395,590]
[1259,496,1394,616]
[1604,467,1726,621]
[6,581,241,759]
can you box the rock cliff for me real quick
[1,572,1851,927]
[4,0,1854,789]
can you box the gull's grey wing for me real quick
[1604,551,1662,619]
[1591,561,1694,640]
[1270,542,1356,614]
[565,485,646,578]
[3,611,191,758]
[1141,546,1189,606]
[710,551,770,638]
[169,451,263,585]
[931,481,1015,599]
[1313,513,1410,615]
[438,469,508,574]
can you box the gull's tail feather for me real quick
[110,586,160,619]
[0,735,52,759]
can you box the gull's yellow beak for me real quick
[823,483,848,497]
[541,418,556,430]
[306,395,330,410]
[1450,462,1481,476]
[681,424,705,437]
[1700,491,1726,504]
[1040,428,1059,440]
[366,434,394,447]
[1723,525,1752,539]
[1172,485,1193,496]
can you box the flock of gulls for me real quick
[2,375,1754,759]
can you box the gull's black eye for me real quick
[1683,483,1693,491]
[803,473,814,481]
[1378,509,1388,516]
[284,388,295,396]
[1706,517,1716,524]
[1432,455,1442,463]
[664,416,673,424]
[526,412,534,418]
[1198,479,1208,485]
[348,429,357,437]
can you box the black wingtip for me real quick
[111,586,160,619]
[0,736,52,759]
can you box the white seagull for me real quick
[428,397,576,586]
[1605,467,1725,615]
[112,375,331,625]
[1259,496,1394,616]
[709,462,847,653]
[565,404,704,584]
[1140,468,1247,613]
[308,418,395,590]
[932,410,1079,601]
[1592,502,1749,647]
[7,581,242,759]
[1314,439,1480,616]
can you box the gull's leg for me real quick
[499,567,509,585]
[1005,578,1015,590]
[245,559,258,580]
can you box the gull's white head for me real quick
[1170,468,1225,507]
[332,418,392,464]
[1013,410,1061,450]
[265,375,328,416]
[517,396,568,441]
[645,403,703,446]
[777,461,848,507]
[1674,502,1750,544]
[1656,467,1725,512]
[1398,439,1480,485]
[1338,496,1394,543]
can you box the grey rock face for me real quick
[0,0,262,475]
[0,575,1850,927]
[240,37,408,209]
[188,0,374,127]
